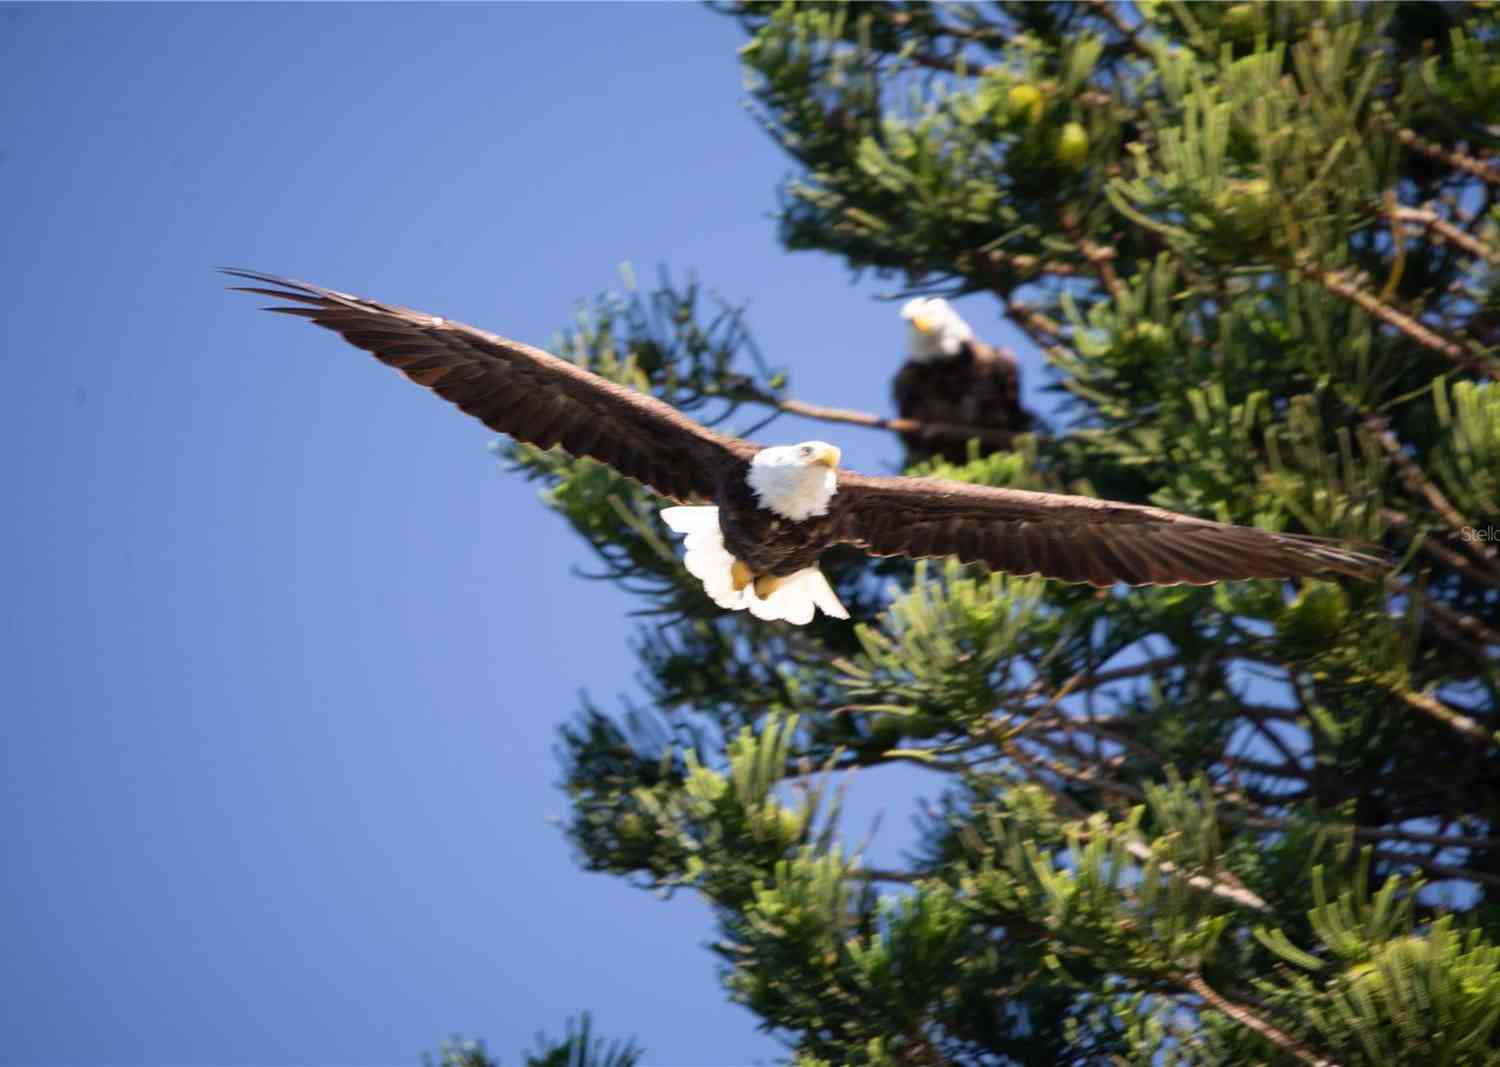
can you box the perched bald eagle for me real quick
[227,271,1383,626]
[896,297,1032,464]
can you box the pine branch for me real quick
[995,741,1274,915]
[1024,725,1498,865]
[1308,267,1498,380]
[886,8,1009,51]
[1077,654,1186,688]
[1004,299,1077,365]
[1239,703,1315,774]
[902,1026,950,1067]
[1398,688,1495,749]
[1017,730,1500,894]
[1219,751,1313,783]
[1066,216,1128,305]
[1125,839,1269,913]
[1383,121,1500,188]
[1383,509,1500,592]
[1235,703,1305,724]
[1236,813,1497,852]
[1006,737,1145,802]
[1369,417,1500,579]
[1370,420,1483,538]
[974,246,1084,279]
[1019,720,1498,865]
[1371,853,1500,890]
[1419,595,1500,654]
[1182,973,1341,1067]
[1393,205,1500,266]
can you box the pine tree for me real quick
[426,1014,642,1067]
[456,3,1500,1063]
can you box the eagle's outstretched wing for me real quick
[832,473,1385,587]
[225,270,755,502]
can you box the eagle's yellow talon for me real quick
[731,560,754,592]
[754,574,784,599]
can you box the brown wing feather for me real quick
[225,270,755,501]
[832,473,1386,586]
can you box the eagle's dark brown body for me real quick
[715,469,845,577]
[893,339,1031,464]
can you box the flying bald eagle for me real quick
[226,270,1383,626]
[896,297,1032,463]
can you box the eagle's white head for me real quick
[746,441,840,521]
[901,297,974,362]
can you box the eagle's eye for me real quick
[798,445,813,457]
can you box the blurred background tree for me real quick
[445,2,1500,1063]
[426,1014,642,1067]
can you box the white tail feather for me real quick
[804,568,851,620]
[660,506,720,535]
[659,506,848,624]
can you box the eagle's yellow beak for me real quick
[809,444,841,469]
[911,315,934,333]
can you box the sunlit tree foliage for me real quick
[442,3,1500,1063]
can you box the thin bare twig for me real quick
[1084,0,1154,60]
[1235,701,1316,787]
[1219,751,1313,782]
[1011,654,1186,707]
[767,395,1022,447]
[1379,190,1408,303]
[908,49,994,78]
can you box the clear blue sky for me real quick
[2,5,1039,1065]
